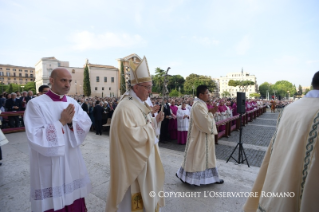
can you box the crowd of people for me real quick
[1,60,304,211]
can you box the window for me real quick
[25,79,28,82]
[111,77,114,82]
[72,69,75,73]
[19,69,22,72]
[30,70,33,73]
[25,74,28,77]
[25,70,28,72]
[14,78,16,80]
[95,87,98,90]
[0,68,2,70]
[102,87,104,90]
[30,74,33,77]
[6,68,10,71]
[13,73,16,77]
[109,87,111,90]
[96,76,99,82]
[13,69,16,71]
[8,78,10,80]
[104,77,107,82]
[19,73,22,77]
[6,72,10,76]
[0,72,3,76]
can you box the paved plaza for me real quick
[0,110,279,212]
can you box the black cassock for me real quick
[160,103,171,142]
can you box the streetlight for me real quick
[75,80,77,95]
[192,85,195,97]
[287,91,290,100]
[21,85,25,92]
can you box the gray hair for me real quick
[11,92,17,95]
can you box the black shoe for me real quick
[215,179,224,184]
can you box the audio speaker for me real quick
[237,92,246,114]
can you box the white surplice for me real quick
[176,108,190,132]
[24,94,92,212]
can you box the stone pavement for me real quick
[0,110,279,212]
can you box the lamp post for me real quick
[192,85,195,97]
[179,86,181,97]
[21,85,25,92]
[287,91,290,100]
[79,85,82,96]
[75,81,77,95]
[274,90,277,99]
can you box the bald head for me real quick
[50,68,70,79]
[50,68,72,95]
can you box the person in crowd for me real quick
[20,91,28,111]
[176,101,190,145]
[89,101,95,131]
[218,100,227,132]
[168,99,178,140]
[81,100,89,114]
[16,91,21,99]
[5,93,21,128]
[24,67,92,212]
[106,57,165,212]
[26,90,34,103]
[160,98,171,143]
[176,85,223,186]
[38,85,50,95]
[94,101,104,135]
[244,71,319,212]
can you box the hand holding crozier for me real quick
[156,111,164,123]
[59,104,75,126]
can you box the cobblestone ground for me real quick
[159,110,280,167]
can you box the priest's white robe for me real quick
[24,94,92,212]
[176,108,190,132]
[244,90,319,212]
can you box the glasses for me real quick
[137,84,152,91]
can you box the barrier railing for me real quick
[214,106,266,144]
[0,111,25,134]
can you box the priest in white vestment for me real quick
[24,68,92,212]
[176,101,190,145]
[106,57,165,212]
[176,85,224,186]
[243,72,319,212]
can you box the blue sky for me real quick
[0,0,318,87]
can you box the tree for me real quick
[298,85,303,95]
[120,61,125,95]
[184,74,216,95]
[228,80,255,92]
[249,93,261,98]
[23,82,36,94]
[83,64,91,96]
[169,89,179,97]
[272,80,296,99]
[167,75,185,93]
[221,91,231,97]
[259,82,273,98]
[152,68,166,93]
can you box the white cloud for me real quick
[192,36,220,46]
[236,35,250,55]
[71,31,146,50]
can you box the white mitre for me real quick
[129,56,152,85]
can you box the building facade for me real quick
[218,69,258,98]
[0,64,35,86]
[34,54,142,97]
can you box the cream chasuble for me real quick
[243,96,319,212]
[106,91,165,212]
[182,98,218,172]
[24,94,92,212]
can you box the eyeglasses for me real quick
[137,84,152,91]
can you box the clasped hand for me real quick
[60,104,75,126]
